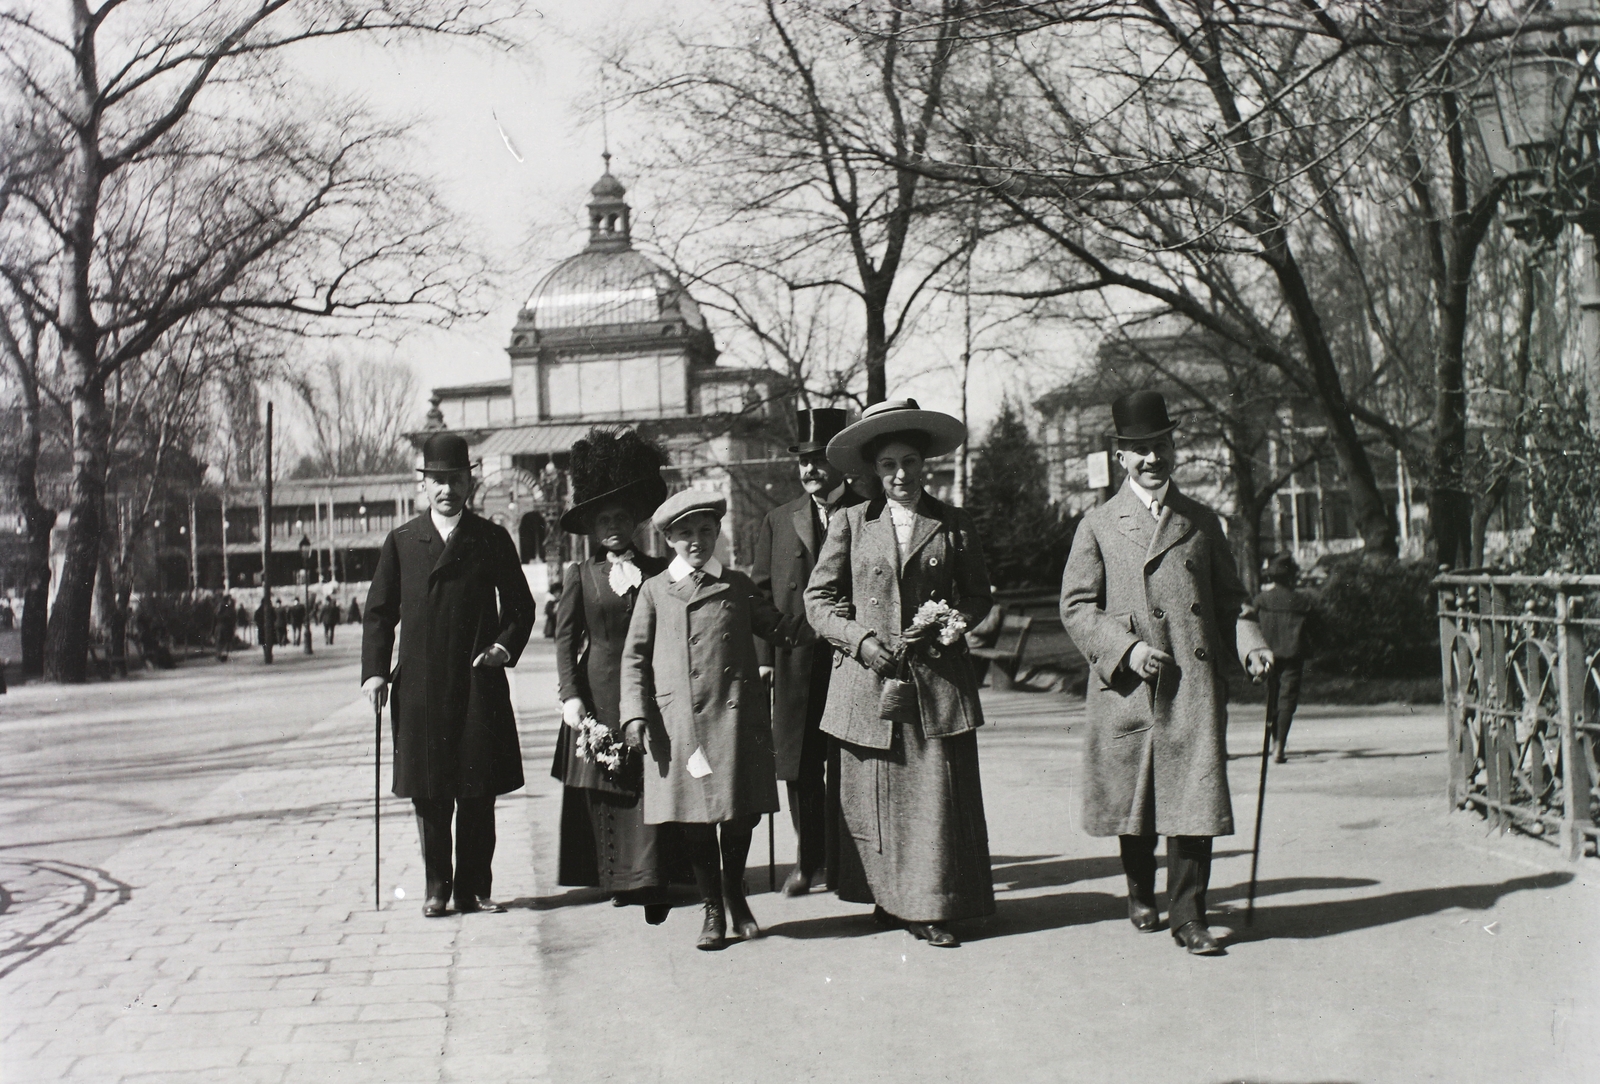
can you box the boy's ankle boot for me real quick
[697,897,726,950]
[722,871,760,940]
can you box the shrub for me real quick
[1313,557,1438,677]
[965,402,1077,590]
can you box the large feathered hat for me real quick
[559,427,670,534]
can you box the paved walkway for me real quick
[1,644,1596,1083]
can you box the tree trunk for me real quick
[43,372,111,683]
[864,291,889,405]
[12,372,54,678]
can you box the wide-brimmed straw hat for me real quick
[825,398,966,473]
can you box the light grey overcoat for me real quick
[1059,482,1268,838]
[619,566,794,825]
[804,494,993,749]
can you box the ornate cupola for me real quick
[585,152,632,252]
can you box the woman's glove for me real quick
[561,698,586,728]
[858,635,898,677]
[622,719,648,751]
[900,623,935,646]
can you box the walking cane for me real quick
[766,670,776,893]
[1245,695,1273,926]
[374,698,383,912]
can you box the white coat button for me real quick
[929,558,938,566]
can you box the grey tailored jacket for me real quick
[804,493,993,752]
[1059,482,1268,837]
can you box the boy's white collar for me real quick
[667,555,723,582]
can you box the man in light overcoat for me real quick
[362,432,538,918]
[752,408,865,895]
[1060,390,1272,956]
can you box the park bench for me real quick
[970,612,1034,691]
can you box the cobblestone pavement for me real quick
[1,643,1597,1083]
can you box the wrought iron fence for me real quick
[1436,574,1600,858]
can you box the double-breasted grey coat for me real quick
[362,511,537,799]
[619,565,799,825]
[805,495,992,750]
[1059,483,1268,838]
[752,488,866,778]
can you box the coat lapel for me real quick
[1146,488,1195,565]
[1110,485,1157,552]
[429,513,477,581]
[792,500,819,559]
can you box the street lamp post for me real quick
[298,534,314,656]
[1470,12,1600,407]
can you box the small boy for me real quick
[619,490,808,950]
[1254,553,1320,763]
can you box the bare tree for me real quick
[288,355,419,478]
[0,0,507,681]
[612,0,977,404]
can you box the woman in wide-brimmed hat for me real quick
[803,398,996,947]
[551,427,681,924]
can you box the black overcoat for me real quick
[551,551,669,795]
[362,511,537,799]
[752,488,866,779]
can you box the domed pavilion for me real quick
[422,159,791,575]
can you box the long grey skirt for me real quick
[833,722,995,923]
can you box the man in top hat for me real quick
[1059,390,1273,955]
[752,408,867,895]
[362,432,538,917]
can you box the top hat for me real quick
[1111,390,1179,441]
[417,432,479,474]
[825,398,967,473]
[559,427,670,535]
[789,408,850,455]
[651,489,727,532]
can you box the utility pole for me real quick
[262,401,275,664]
[187,493,199,593]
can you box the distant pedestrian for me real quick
[1254,554,1320,764]
[214,593,236,661]
[237,600,253,645]
[804,399,996,949]
[276,600,289,646]
[0,598,14,630]
[1059,390,1273,957]
[362,432,537,918]
[620,490,803,950]
[320,595,340,644]
[347,597,361,626]
[289,597,306,645]
[542,579,560,640]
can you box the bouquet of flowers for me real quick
[575,714,630,783]
[905,599,969,652]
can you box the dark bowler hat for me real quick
[789,408,850,454]
[1111,390,1179,441]
[417,432,479,474]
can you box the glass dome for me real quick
[524,249,705,331]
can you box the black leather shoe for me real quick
[643,903,671,926]
[697,900,726,950]
[782,867,811,897]
[422,895,449,918]
[906,923,959,947]
[724,877,761,940]
[1172,920,1225,955]
[455,895,506,914]
[1128,897,1161,932]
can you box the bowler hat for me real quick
[651,489,726,532]
[789,408,850,455]
[826,398,967,473]
[1111,390,1179,441]
[417,432,478,474]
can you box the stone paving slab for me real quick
[0,689,551,1084]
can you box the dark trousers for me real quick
[786,728,840,882]
[1120,834,1213,930]
[1265,658,1304,753]
[413,796,497,902]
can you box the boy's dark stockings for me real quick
[684,815,761,948]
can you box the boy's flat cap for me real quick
[651,489,727,532]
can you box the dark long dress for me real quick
[552,552,679,894]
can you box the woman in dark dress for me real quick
[551,428,678,924]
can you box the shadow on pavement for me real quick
[1226,747,1441,762]
[1222,870,1573,942]
[989,850,1250,892]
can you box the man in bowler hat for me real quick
[753,408,866,895]
[361,432,538,917]
[1059,390,1273,955]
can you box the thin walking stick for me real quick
[766,670,776,892]
[1246,698,1273,926]
[374,699,382,912]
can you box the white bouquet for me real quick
[906,599,968,647]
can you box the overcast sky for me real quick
[290,0,1082,434]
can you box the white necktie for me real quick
[1148,496,1162,522]
[606,551,642,596]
